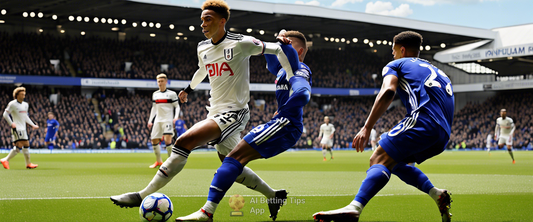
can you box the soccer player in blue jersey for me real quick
[176,30,311,221]
[174,117,188,139]
[314,31,454,222]
[45,112,60,150]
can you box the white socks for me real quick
[2,147,19,162]
[346,200,364,212]
[428,187,443,202]
[202,201,218,214]
[322,149,327,157]
[153,144,162,163]
[236,166,276,198]
[22,148,31,165]
[139,152,188,199]
[166,146,172,158]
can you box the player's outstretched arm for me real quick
[3,109,15,128]
[24,108,38,129]
[148,102,156,128]
[353,74,398,152]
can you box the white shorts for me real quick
[151,122,174,139]
[498,135,513,146]
[207,108,250,156]
[11,128,29,142]
[321,138,333,148]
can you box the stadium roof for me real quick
[1,0,530,76]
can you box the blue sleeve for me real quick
[280,44,300,73]
[54,120,59,127]
[283,72,311,109]
[264,54,281,75]
[382,60,400,78]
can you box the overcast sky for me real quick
[172,0,533,29]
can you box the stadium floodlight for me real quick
[149,22,154,27]
[101,18,106,23]
[388,42,392,46]
[259,30,264,35]
[169,24,174,29]
[346,40,350,44]
[440,43,446,48]
[246,28,252,33]
[122,19,127,25]
[335,38,339,43]
[0,20,4,23]
[352,38,358,43]
[52,15,57,20]
[60,30,65,33]
[420,46,424,51]
[508,57,513,60]
[142,21,147,27]
[107,18,112,24]
[363,39,369,44]
[93,17,99,23]
[23,12,28,17]
[324,37,329,41]
[132,22,137,27]
[30,12,36,17]
[84,17,89,22]
[38,29,43,32]
[77,16,82,22]
[155,23,161,28]
[341,38,345,42]
[369,42,374,47]
[229,27,236,31]
[1,9,6,15]
[111,27,119,31]
[38,12,43,18]
[376,40,381,45]
[81,31,85,35]
[338,47,341,51]
[184,37,188,40]
[425,45,431,51]
[330,38,334,42]
[175,36,180,40]
[177,32,183,36]
[189,25,195,31]
[114,19,118,24]
[69,16,74,21]
[150,33,156,37]
[383,40,387,45]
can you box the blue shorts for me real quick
[45,133,56,142]
[175,129,186,137]
[243,117,302,158]
[379,111,449,164]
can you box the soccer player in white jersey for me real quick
[147,74,180,168]
[486,131,493,155]
[494,109,515,163]
[318,116,335,160]
[111,1,296,219]
[370,128,377,151]
[1,87,39,169]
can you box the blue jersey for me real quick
[174,119,186,134]
[46,119,60,135]
[265,44,312,131]
[382,58,454,135]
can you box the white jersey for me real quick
[3,100,36,131]
[188,32,293,116]
[496,117,515,137]
[319,123,335,139]
[149,89,180,123]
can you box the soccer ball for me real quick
[139,193,173,222]
[228,194,245,211]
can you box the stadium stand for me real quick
[0,32,385,88]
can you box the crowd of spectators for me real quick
[2,85,532,150]
[0,32,386,88]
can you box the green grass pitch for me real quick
[0,150,532,221]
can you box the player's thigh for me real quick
[226,140,262,165]
[15,140,29,148]
[163,134,173,144]
[174,119,221,150]
[369,145,397,169]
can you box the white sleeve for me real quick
[148,94,156,123]
[318,125,323,137]
[494,120,499,137]
[189,53,208,90]
[331,125,335,133]
[3,110,12,125]
[510,119,516,135]
[24,104,37,127]
[173,93,180,119]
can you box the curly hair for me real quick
[201,0,230,21]
[13,86,26,99]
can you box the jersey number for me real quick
[420,64,453,96]
[206,62,234,77]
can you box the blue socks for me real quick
[354,164,391,206]
[392,162,434,194]
[207,157,244,204]
[48,144,54,150]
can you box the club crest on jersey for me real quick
[224,48,234,61]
